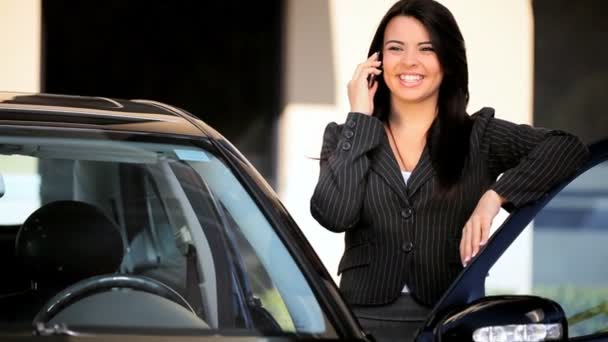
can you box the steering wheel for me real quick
[33,274,196,324]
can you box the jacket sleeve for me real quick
[310,112,384,232]
[484,116,590,208]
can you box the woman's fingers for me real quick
[480,216,491,246]
[460,190,503,267]
[459,227,466,265]
[348,53,382,114]
[351,52,382,80]
[471,215,481,258]
[461,221,472,265]
[460,215,493,267]
[348,67,382,88]
[352,62,382,83]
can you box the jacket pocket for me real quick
[337,243,370,275]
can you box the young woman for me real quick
[310,0,589,340]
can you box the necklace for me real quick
[386,123,409,172]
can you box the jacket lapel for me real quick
[369,138,409,204]
[406,144,435,198]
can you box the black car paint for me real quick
[435,295,567,341]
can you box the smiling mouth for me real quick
[398,74,424,87]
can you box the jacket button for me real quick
[401,208,413,219]
[342,142,352,151]
[343,130,354,138]
[402,242,414,253]
[346,119,356,128]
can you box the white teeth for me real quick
[399,74,423,82]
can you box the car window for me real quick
[486,160,608,338]
[0,155,40,226]
[0,134,335,338]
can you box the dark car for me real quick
[0,92,606,341]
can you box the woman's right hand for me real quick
[348,52,382,115]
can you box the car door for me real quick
[416,138,608,342]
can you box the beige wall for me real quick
[279,0,534,291]
[0,0,41,182]
[0,0,41,92]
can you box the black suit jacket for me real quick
[310,107,589,307]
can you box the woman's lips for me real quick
[398,74,424,87]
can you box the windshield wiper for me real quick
[33,322,85,336]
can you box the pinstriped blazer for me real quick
[310,107,589,307]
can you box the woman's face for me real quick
[382,16,443,107]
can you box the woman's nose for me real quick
[401,49,419,66]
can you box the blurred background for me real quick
[1,0,607,334]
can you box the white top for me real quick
[402,171,412,185]
[401,171,412,293]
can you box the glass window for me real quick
[0,134,334,338]
[0,155,39,226]
[486,160,608,338]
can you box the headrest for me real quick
[15,200,124,287]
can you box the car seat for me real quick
[12,200,124,320]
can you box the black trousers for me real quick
[351,293,431,342]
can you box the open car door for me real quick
[417,138,608,342]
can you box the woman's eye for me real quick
[420,46,435,52]
[387,46,403,51]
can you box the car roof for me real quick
[0,92,211,138]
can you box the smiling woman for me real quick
[309,0,589,340]
[381,16,443,109]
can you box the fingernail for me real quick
[463,262,467,267]
[465,256,470,262]
[472,251,477,257]
[480,240,487,246]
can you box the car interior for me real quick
[0,160,209,329]
[0,136,249,332]
[0,134,332,337]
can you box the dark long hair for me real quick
[369,0,472,191]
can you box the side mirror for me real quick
[433,295,567,342]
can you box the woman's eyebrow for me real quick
[384,40,433,46]
[384,40,404,46]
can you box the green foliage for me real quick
[259,289,296,332]
[486,285,608,337]
[533,285,608,337]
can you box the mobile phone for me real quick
[367,51,382,88]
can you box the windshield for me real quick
[0,133,334,338]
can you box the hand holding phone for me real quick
[348,51,382,115]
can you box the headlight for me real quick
[473,323,562,342]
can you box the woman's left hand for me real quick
[460,190,506,266]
